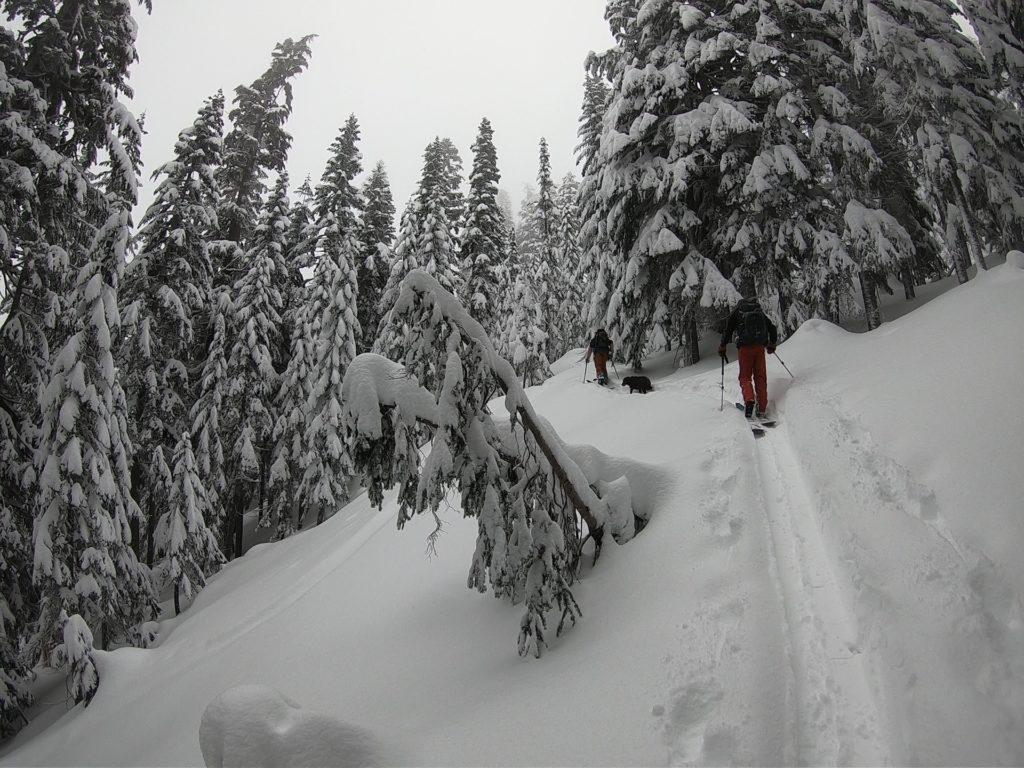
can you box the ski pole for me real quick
[773,352,795,379]
[582,358,589,383]
[719,352,726,411]
[611,359,620,381]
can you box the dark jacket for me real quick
[721,299,778,348]
[589,331,612,355]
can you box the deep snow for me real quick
[2,257,1023,767]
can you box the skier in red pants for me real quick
[718,297,778,419]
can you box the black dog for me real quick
[621,375,653,394]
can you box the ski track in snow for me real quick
[752,419,889,766]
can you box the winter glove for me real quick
[718,345,727,358]
[767,345,776,355]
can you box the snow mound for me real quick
[550,347,585,375]
[198,685,384,768]
[1005,250,1024,270]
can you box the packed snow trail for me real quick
[751,418,889,765]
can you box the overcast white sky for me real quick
[126,0,614,225]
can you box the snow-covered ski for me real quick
[587,379,615,387]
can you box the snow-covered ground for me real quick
[3,257,1023,767]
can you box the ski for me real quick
[587,379,615,387]
[734,402,778,427]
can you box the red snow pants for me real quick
[737,344,768,411]
[593,351,609,379]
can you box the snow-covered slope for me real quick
[3,258,1023,766]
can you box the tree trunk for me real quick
[514,408,601,537]
[949,152,987,272]
[145,495,156,568]
[674,314,700,367]
[900,266,916,300]
[232,488,245,558]
[949,240,970,284]
[860,272,882,330]
[737,270,756,299]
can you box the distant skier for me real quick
[586,328,613,385]
[718,297,778,418]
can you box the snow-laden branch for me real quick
[392,270,619,537]
[342,270,639,657]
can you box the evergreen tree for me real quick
[575,72,610,179]
[157,428,223,615]
[958,0,1024,104]
[296,222,360,527]
[459,118,505,337]
[191,291,232,552]
[554,173,587,349]
[33,202,157,701]
[529,139,569,361]
[6,0,158,707]
[222,175,290,558]
[216,36,314,273]
[357,162,396,354]
[434,137,465,243]
[828,0,1024,276]
[281,176,316,326]
[375,200,422,359]
[0,406,32,735]
[267,266,325,537]
[121,91,224,567]
[375,139,462,357]
[515,189,538,260]
[269,117,363,533]
[508,273,552,387]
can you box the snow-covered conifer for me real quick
[217,36,314,260]
[374,200,422,359]
[295,223,360,527]
[121,92,224,565]
[459,118,505,337]
[33,204,158,676]
[157,429,224,615]
[0,410,32,735]
[434,137,465,244]
[829,0,1024,276]
[530,139,567,359]
[956,0,1024,103]
[3,0,157,709]
[269,118,362,533]
[554,173,586,350]
[515,188,541,267]
[221,175,290,557]
[375,140,462,357]
[281,177,316,324]
[357,162,396,354]
[575,72,610,179]
[191,291,232,552]
[508,273,552,387]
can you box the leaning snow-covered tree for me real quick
[343,270,640,658]
[216,35,314,276]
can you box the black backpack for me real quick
[735,306,770,346]
[591,332,611,354]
